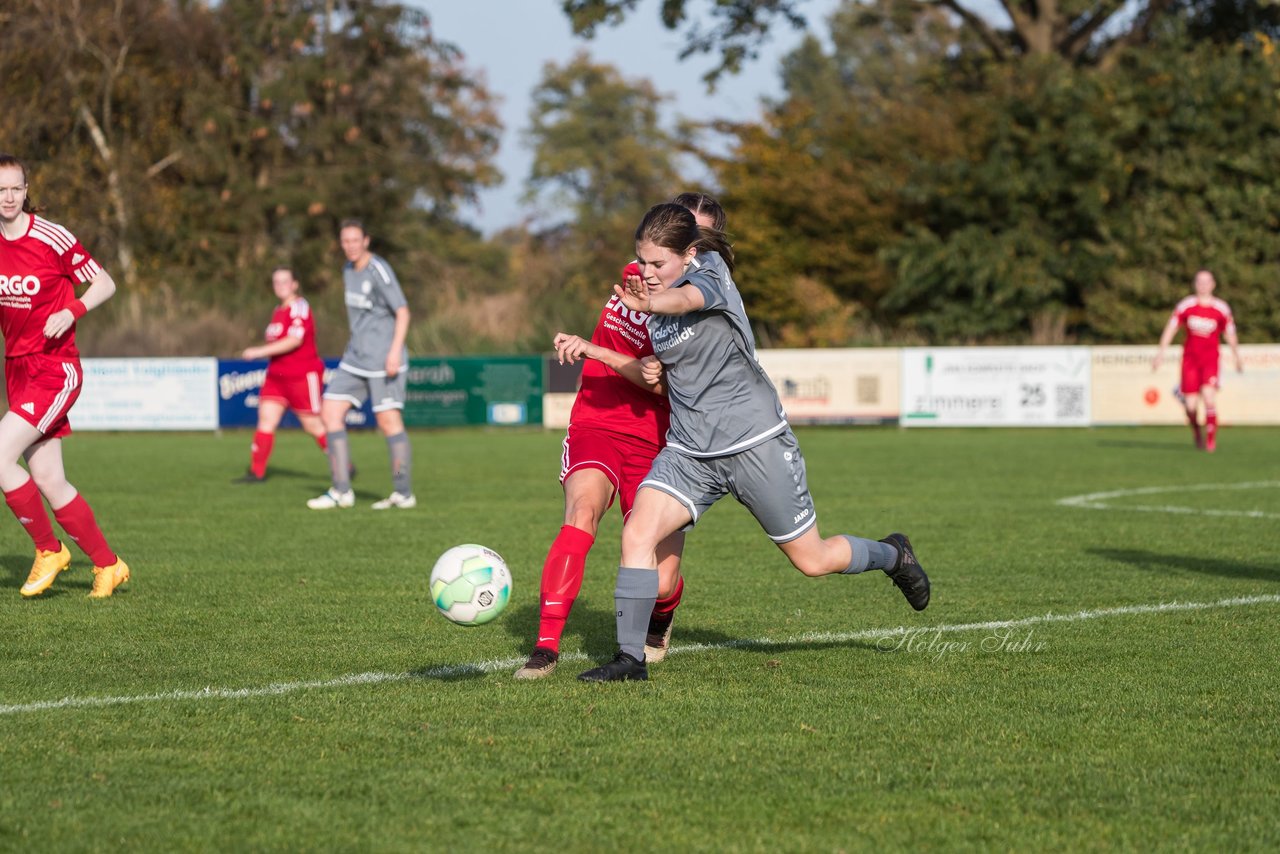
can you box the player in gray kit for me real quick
[307,219,415,510]
[578,203,930,682]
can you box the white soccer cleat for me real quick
[371,491,416,510]
[307,488,354,510]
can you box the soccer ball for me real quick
[429,544,512,626]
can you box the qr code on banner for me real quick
[1056,384,1085,418]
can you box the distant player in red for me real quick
[513,192,726,680]
[0,154,130,598]
[1153,269,1243,452]
[234,267,328,483]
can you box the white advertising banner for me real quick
[76,358,219,431]
[757,348,900,424]
[1093,344,1280,425]
[901,347,1091,427]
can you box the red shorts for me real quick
[260,370,322,415]
[5,354,82,439]
[1180,358,1220,395]
[560,424,662,518]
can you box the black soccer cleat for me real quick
[231,470,266,484]
[881,532,930,611]
[577,651,648,683]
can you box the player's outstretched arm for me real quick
[45,269,117,339]
[243,335,303,361]
[612,275,705,317]
[552,332,665,395]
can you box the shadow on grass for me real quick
[498,600,882,663]
[1089,547,1280,584]
[1,552,100,598]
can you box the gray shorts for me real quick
[640,427,817,543]
[323,367,406,412]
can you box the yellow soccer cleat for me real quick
[89,557,131,599]
[20,543,72,598]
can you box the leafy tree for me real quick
[521,53,683,329]
[0,0,504,355]
[563,0,1203,79]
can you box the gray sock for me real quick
[328,431,352,492]
[841,535,898,574]
[615,566,659,661]
[386,431,412,496]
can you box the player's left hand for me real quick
[614,273,650,313]
[553,332,591,365]
[43,308,75,339]
[385,352,402,378]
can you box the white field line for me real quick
[1057,481,1280,519]
[3,593,1279,717]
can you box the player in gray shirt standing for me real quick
[578,203,931,682]
[307,219,415,510]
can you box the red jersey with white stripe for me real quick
[1172,296,1235,364]
[568,264,669,443]
[264,297,324,378]
[0,214,101,359]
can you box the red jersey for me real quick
[568,273,669,444]
[264,297,324,377]
[1171,296,1235,364]
[0,214,102,359]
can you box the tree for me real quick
[562,0,1199,79]
[521,53,683,327]
[0,0,504,355]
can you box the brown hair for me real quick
[636,203,735,274]
[0,154,40,215]
[338,218,366,235]
[672,192,726,231]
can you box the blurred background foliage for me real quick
[1,0,1277,355]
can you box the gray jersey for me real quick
[339,253,408,377]
[647,251,787,457]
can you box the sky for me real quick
[412,0,843,234]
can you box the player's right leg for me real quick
[515,460,616,679]
[0,415,67,597]
[236,398,285,483]
[644,531,685,663]
[579,486,692,683]
[308,378,360,509]
[1181,361,1204,448]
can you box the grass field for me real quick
[2,425,1278,852]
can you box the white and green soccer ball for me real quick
[429,544,512,626]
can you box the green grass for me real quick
[2,425,1278,852]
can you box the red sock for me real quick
[1187,410,1202,446]
[53,494,117,567]
[314,433,328,452]
[652,574,684,618]
[535,525,595,654]
[4,478,60,552]
[1205,408,1218,447]
[250,430,275,478]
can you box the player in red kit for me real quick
[234,267,328,483]
[0,154,130,598]
[1153,269,1243,452]
[513,192,726,680]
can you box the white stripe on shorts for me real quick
[638,478,700,525]
[37,362,79,434]
[306,372,321,413]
